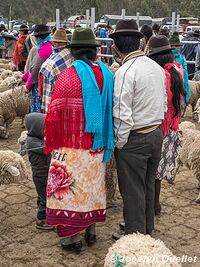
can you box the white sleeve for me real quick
[113,69,135,149]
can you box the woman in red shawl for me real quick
[13,24,29,71]
[45,28,114,254]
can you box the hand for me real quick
[25,89,29,94]
[17,78,23,86]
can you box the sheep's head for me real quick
[0,165,21,185]
[18,131,28,156]
[0,70,13,80]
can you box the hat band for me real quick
[149,44,171,54]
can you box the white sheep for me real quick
[12,71,22,80]
[193,98,200,122]
[0,62,15,71]
[0,150,28,185]
[182,81,200,119]
[0,69,13,80]
[0,86,29,138]
[104,233,181,267]
[177,122,200,202]
[0,76,17,87]
[18,130,28,156]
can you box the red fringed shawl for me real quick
[13,35,27,65]
[45,65,103,154]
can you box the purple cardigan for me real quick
[22,42,52,91]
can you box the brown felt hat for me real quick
[52,29,68,43]
[147,35,172,56]
[109,19,143,39]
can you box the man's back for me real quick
[114,54,166,134]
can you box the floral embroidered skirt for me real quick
[156,130,182,184]
[46,147,106,237]
[30,85,44,113]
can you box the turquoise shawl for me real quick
[72,60,114,162]
[37,35,52,50]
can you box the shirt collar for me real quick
[122,50,145,65]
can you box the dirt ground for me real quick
[0,109,200,267]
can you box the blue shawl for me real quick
[72,60,114,162]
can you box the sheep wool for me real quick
[104,233,181,267]
[177,122,200,202]
[183,81,200,119]
[0,69,13,80]
[0,150,28,185]
[0,86,29,138]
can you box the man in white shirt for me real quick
[110,19,167,238]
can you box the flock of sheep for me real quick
[0,58,200,266]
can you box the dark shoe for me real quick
[84,233,96,247]
[112,232,125,241]
[119,222,125,231]
[36,219,54,230]
[61,240,82,255]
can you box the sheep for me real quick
[177,122,200,202]
[12,71,22,80]
[0,69,13,80]
[193,98,200,122]
[182,80,200,119]
[0,76,17,87]
[0,62,15,71]
[0,150,28,185]
[104,233,181,267]
[0,86,29,138]
[18,130,28,156]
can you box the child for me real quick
[25,113,53,230]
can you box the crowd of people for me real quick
[0,19,199,254]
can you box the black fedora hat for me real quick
[109,19,143,39]
[68,28,100,48]
[19,24,29,31]
[147,35,172,56]
[33,24,51,37]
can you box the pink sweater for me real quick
[22,42,52,91]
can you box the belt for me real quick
[133,124,160,134]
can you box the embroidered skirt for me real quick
[30,85,44,113]
[156,130,182,184]
[46,147,106,237]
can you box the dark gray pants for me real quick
[115,128,163,235]
[33,175,47,220]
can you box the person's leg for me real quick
[60,233,82,254]
[115,132,149,235]
[155,179,162,215]
[32,174,47,220]
[145,128,163,234]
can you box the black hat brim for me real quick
[33,31,51,37]
[110,30,144,39]
[148,48,173,56]
[67,43,101,48]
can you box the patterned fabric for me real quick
[46,147,106,237]
[30,85,44,113]
[40,47,72,112]
[156,130,182,183]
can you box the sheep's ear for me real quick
[7,166,20,176]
